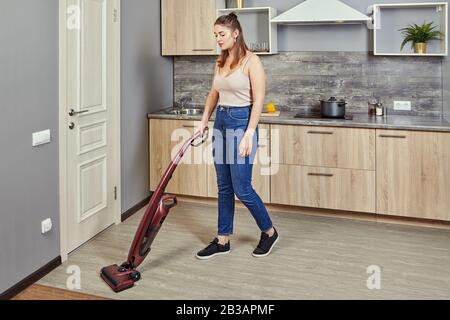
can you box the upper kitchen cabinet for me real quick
[370,2,448,56]
[217,7,278,55]
[162,0,226,56]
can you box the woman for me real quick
[195,13,279,260]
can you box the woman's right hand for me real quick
[195,121,209,137]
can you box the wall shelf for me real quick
[217,7,278,55]
[370,2,448,56]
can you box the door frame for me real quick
[58,0,122,261]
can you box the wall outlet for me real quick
[41,218,52,234]
[33,129,51,147]
[393,101,411,111]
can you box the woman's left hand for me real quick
[239,130,255,157]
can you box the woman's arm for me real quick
[202,86,219,123]
[197,66,219,135]
[239,54,266,157]
[247,54,266,134]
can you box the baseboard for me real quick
[0,256,62,300]
[121,192,153,222]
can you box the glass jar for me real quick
[368,102,376,116]
[376,103,384,116]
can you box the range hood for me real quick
[271,0,371,25]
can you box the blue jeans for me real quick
[213,105,273,236]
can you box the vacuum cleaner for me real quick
[101,127,209,293]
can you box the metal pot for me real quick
[320,97,346,118]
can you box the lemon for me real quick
[266,101,276,113]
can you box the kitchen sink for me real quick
[166,108,203,115]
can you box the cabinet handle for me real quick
[308,173,334,177]
[182,125,196,128]
[192,49,214,52]
[307,131,334,135]
[378,134,407,139]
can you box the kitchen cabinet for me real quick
[149,119,208,196]
[206,123,271,203]
[162,0,225,56]
[270,125,376,213]
[271,125,375,170]
[149,118,450,222]
[217,7,278,55]
[371,2,448,56]
[271,165,376,213]
[376,129,450,221]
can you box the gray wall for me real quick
[444,57,450,121]
[0,0,59,294]
[0,0,172,294]
[121,0,173,212]
[227,0,449,52]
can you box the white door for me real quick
[61,0,121,254]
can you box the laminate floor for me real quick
[12,284,111,300]
[38,201,450,300]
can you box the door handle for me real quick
[308,173,334,177]
[69,122,75,130]
[69,109,89,116]
[378,134,406,139]
[307,131,334,135]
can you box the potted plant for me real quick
[399,22,443,54]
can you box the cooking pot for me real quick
[320,97,346,118]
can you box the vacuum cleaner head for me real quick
[100,264,141,293]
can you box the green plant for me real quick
[399,22,442,50]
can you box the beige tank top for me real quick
[213,54,253,107]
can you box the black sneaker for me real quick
[252,228,279,258]
[196,238,231,260]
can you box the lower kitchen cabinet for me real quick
[271,124,375,170]
[149,118,450,223]
[149,119,207,197]
[376,129,450,221]
[271,164,376,213]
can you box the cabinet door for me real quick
[149,119,207,196]
[207,124,271,203]
[271,165,375,213]
[162,0,218,56]
[271,125,375,170]
[376,130,450,221]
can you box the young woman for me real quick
[195,13,279,259]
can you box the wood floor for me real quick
[38,201,450,300]
[12,284,111,300]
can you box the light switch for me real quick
[41,218,52,234]
[393,101,411,111]
[33,129,51,147]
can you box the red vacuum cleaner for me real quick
[101,127,208,293]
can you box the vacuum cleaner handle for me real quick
[191,127,209,147]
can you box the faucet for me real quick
[179,96,192,110]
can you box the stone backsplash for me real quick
[443,58,450,121]
[174,51,444,117]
